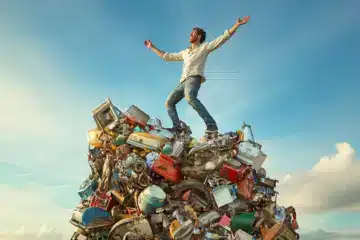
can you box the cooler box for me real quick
[151,154,183,183]
[126,132,166,151]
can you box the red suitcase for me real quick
[151,154,183,183]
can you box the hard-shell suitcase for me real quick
[151,154,183,183]
[149,128,174,139]
[147,117,163,128]
[126,132,166,151]
[124,105,150,126]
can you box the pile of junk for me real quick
[69,98,300,240]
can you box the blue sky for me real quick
[1,0,360,238]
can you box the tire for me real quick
[173,179,213,209]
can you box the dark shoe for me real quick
[166,126,183,133]
[206,124,218,133]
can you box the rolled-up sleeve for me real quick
[163,51,183,61]
[206,30,232,52]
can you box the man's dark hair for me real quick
[193,27,206,44]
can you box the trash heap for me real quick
[69,98,300,240]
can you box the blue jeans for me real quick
[165,75,217,130]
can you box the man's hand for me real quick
[236,16,250,25]
[144,40,153,49]
[228,16,250,35]
[144,40,166,59]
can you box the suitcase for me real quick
[126,132,166,151]
[151,154,183,183]
[219,160,252,183]
[92,98,124,130]
[147,117,163,128]
[149,128,174,139]
[124,105,150,126]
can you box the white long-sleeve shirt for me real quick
[162,30,232,83]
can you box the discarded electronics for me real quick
[68,98,300,240]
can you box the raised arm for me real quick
[207,16,250,52]
[144,40,183,61]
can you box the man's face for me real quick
[189,30,200,44]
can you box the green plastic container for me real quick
[230,212,256,234]
[114,134,126,146]
[133,126,144,133]
[162,143,173,155]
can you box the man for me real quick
[144,16,250,134]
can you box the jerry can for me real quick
[152,154,183,183]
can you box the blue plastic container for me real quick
[81,207,111,225]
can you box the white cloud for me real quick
[300,229,360,240]
[0,184,74,238]
[283,173,292,182]
[276,142,360,213]
[13,226,25,236]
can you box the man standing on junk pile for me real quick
[145,16,250,135]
